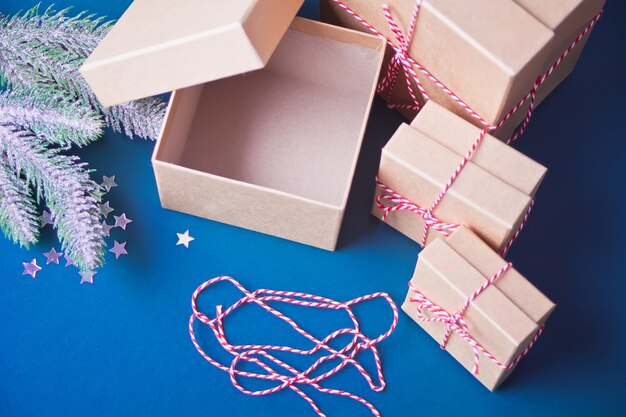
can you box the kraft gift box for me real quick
[321,0,604,139]
[372,101,547,253]
[402,227,555,390]
[81,0,387,250]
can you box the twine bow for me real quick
[376,129,487,247]
[377,2,427,111]
[409,262,544,375]
[375,179,460,245]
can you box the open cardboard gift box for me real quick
[403,227,555,390]
[321,0,604,139]
[81,0,387,250]
[372,101,547,253]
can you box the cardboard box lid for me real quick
[410,101,547,197]
[80,0,304,106]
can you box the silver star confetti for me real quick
[40,210,54,227]
[109,241,128,260]
[80,270,96,285]
[101,175,118,193]
[43,247,63,265]
[64,254,74,268]
[113,213,132,230]
[22,259,42,278]
[176,230,195,248]
[101,221,114,237]
[100,201,114,218]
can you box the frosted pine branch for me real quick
[0,158,39,247]
[0,5,167,140]
[0,126,105,271]
[0,91,102,147]
[1,5,112,58]
[0,5,168,273]
[105,99,167,141]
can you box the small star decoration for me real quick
[101,175,118,193]
[101,221,114,237]
[40,210,54,227]
[100,201,114,218]
[64,254,74,268]
[109,241,128,260]
[176,230,195,248]
[80,270,96,285]
[18,173,141,285]
[43,248,63,265]
[22,259,42,278]
[114,213,132,230]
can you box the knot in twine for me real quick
[375,129,486,248]
[375,179,460,244]
[375,127,534,257]
[377,2,427,111]
[409,262,545,375]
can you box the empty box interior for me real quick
[154,23,382,208]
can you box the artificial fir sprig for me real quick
[0,90,104,264]
[0,4,167,274]
[0,125,105,271]
[0,91,102,147]
[0,4,112,58]
[0,4,167,140]
[0,157,39,247]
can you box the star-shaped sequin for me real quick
[43,247,63,265]
[22,259,42,278]
[109,241,128,260]
[101,175,118,193]
[100,201,114,218]
[64,254,74,268]
[80,270,96,285]
[40,210,54,227]
[176,230,195,248]
[101,221,114,237]
[113,213,132,230]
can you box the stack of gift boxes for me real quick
[80,0,603,390]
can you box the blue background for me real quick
[1,1,624,416]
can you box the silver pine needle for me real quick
[0,91,103,147]
[0,157,39,247]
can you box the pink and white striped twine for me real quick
[375,128,532,256]
[189,276,399,417]
[331,0,603,144]
[408,262,545,374]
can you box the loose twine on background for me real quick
[189,276,398,417]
